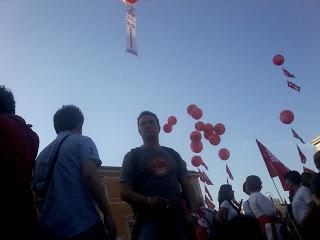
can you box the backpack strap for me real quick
[35,133,71,210]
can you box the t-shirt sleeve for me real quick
[78,137,101,166]
[171,149,190,181]
[220,200,230,210]
[301,187,312,203]
[119,151,135,185]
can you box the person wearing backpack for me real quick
[33,105,117,240]
[120,111,198,240]
[0,85,39,239]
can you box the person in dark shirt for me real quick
[120,111,198,240]
[0,85,39,239]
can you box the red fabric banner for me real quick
[282,68,295,78]
[296,145,306,164]
[291,128,305,144]
[226,164,234,180]
[205,195,215,209]
[256,139,290,191]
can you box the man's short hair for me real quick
[301,172,314,188]
[246,175,262,192]
[54,105,84,134]
[284,171,301,185]
[243,181,249,195]
[311,173,320,197]
[137,111,160,127]
[314,151,320,167]
[0,85,15,114]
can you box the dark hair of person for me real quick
[246,175,262,192]
[243,181,249,195]
[218,184,233,207]
[0,85,15,114]
[284,171,301,185]
[53,105,84,134]
[311,173,320,197]
[301,172,314,188]
[137,111,160,127]
[314,151,320,165]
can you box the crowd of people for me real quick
[1,84,320,240]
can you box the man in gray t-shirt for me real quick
[34,105,117,240]
[120,111,198,240]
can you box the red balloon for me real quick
[191,141,203,153]
[190,131,202,142]
[204,130,213,140]
[168,116,177,125]
[219,148,230,161]
[195,121,205,131]
[213,123,225,135]
[191,156,202,167]
[272,54,284,66]
[191,108,203,120]
[209,134,221,145]
[163,123,172,133]
[125,0,138,4]
[204,123,214,132]
[280,110,294,124]
[187,104,197,115]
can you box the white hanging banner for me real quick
[126,3,138,56]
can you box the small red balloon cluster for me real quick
[163,116,177,133]
[187,104,203,120]
[186,104,230,165]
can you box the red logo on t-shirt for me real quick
[148,158,172,176]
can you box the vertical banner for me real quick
[126,3,138,56]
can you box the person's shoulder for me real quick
[71,134,96,145]
[249,192,261,200]
[0,114,25,127]
[221,200,231,208]
[162,146,177,152]
[299,186,311,195]
[123,146,141,159]
[162,146,181,157]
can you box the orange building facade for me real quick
[98,166,202,240]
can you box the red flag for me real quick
[303,166,315,174]
[205,185,213,201]
[226,164,234,180]
[198,168,206,183]
[291,128,305,144]
[205,195,215,209]
[201,161,209,171]
[296,145,306,164]
[256,139,290,191]
[287,81,300,92]
[282,68,295,78]
[202,171,213,185]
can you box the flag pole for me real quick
[271,179,303,240]
[271,178,284,203]
[226,163,229,184]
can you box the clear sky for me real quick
[1,0,320,206]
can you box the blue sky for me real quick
[1,0,320,205]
